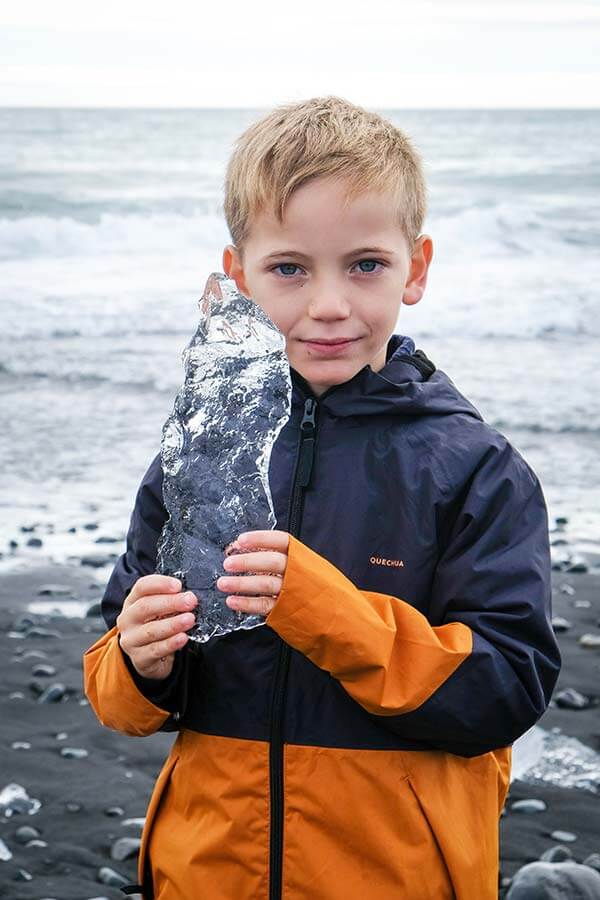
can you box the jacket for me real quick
[83,333,561,900]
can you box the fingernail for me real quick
[169,577,182,590]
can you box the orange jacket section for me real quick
[266,534,473,716]
[83,625,171,736]
[140,730,509,900]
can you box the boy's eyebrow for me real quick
[261,246,397,262]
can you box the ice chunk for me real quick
[156,272,292,643]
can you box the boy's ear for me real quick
[222,244,251,298]
[402,235,433,307]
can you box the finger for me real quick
[216,573,282,596]
[127,590,197,625]
[225,594,276,617]
[121,611,196,654]
[236,530,289,552]
[222,550,286,576]
[133,629,190,670]
[125,574,182,607]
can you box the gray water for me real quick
[1,108,599,571]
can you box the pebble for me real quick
[550,830,577,843]
[12,614,36,633]
[583,854,600,873]
[95,535,120,543]
[9,691,25,700]
[559,583,575,596]
[84,522,99,530]
[554,687,591,710]
[110,836,141,861]
[14,826,40,844]
[566,559,588,574]
[25,626,62,639]
[85,601,103,617]
[25,839,48,848]
[65,802,81,813]
[0,838,12,861]
[81,553,117,568]
[31,663,57,677]
[104,806,124,817]
[38,683,66,704]
[21,649,48,660]
[9,538,18,548]
[121,817,145,831]
[551,617,572,633]
[97,865,129,887]
[510,798,547,814]
[60,747,89,759]
[55,731,68,740]
[26,537,43,548]
[506,860,600,898]
[37,584,72,596]
[574,599,591,609]
[579,634,600,649]
[11,742,31,751]
[555,516,569,525]
[540,845,573,863]
[13,867,33,881]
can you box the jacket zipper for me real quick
[269,395,317,900]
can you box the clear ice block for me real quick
[156,272,292,643]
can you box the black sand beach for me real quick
[0,557,598,899]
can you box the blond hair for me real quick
[223,95,427,258]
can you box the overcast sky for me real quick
[2,0,599,108]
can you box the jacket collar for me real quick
[290,333,482,421]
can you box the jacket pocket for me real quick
[401,774,455,900]
[137,745,181,894]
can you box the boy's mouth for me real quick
[300,337,361,355]
[301,337,361,345]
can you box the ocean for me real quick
[1,107,599,575]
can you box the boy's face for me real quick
[222,176,433,397]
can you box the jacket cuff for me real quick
[83,625,173,735]
[117,635,185,711]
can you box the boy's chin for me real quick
[292,359,365,396]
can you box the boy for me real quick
[83,96,561,900]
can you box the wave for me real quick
[431,200,598,260]
[0,365,173,393]
[0,199,596,262]
[0,210,228,261]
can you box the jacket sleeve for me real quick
[266,439,562,757]
[83,625,175,736]
[83,452,189,734]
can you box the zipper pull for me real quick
[297,398,317,488]
[301,397,317,431]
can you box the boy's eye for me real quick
[274,263,301,277]
[355,259,382,274]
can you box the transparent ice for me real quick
[156,272,292,643]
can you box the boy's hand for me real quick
[116,574,198,681]
[217,530,290,616]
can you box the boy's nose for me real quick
[307,289,352,319]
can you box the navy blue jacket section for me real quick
[102,334,561,756]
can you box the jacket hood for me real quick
[290,333,483,420]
